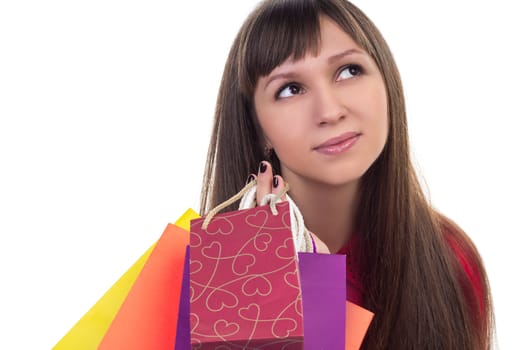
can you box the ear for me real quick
[262,133,272,148]
[263,143,273,158]
[261,134,272,153]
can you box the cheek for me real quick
[365,84,389,131]
[354,83,389,157]
[256,104,308,148]
[378,91,389,137]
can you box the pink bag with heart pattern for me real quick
[189,202,304,350]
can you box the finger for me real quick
[271,175,287,202]
[256,161,273,206]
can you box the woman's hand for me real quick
[249,161,330,254]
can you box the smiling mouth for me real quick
[314,132,362,155]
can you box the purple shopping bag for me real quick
[298,252,346,349]
[174,245,190,350]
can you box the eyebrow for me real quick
[264,48,365,90]
[328,48,364,64]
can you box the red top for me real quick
[336,230,485,317]
[444,231,486,326]
[336,234,365,306]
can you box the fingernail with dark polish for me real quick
[246,174,255,184]
[259,162,267,173]
[273,176,279,188]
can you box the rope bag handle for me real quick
[202,179,313,253]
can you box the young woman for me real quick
[199,0,494,348]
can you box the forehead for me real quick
[257,17,367,87]
[278,16,361,66]
[318,16,360,53]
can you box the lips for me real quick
[314,132,361,155]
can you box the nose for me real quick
[313,86,347,125]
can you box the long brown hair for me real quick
[200,0,494,348]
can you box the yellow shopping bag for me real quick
[53,208,199,350]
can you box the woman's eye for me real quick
[276,84,303,99]
[337,64,363,81]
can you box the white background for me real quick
[0,1,523,348]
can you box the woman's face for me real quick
[253,16,388,188]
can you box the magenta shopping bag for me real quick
[298,252,346,349]
[189,202,304,349]
[174,246,190,350]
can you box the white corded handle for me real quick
[238,181,313,253]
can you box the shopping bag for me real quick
[52,208,199,350]
[298,252,346,349]
[175,245,191,350]
[98,222,190,349]
[52,245,155,350]
[190,201,304,349]
[346,301,374,350]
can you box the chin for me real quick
[282,160,369,188]
[308,169,364,188]
[314,161,370,185]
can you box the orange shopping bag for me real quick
[52,209,199,350]
[98,223,190,350]
[346,301,374,350]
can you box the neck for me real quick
[286,177,360,253]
